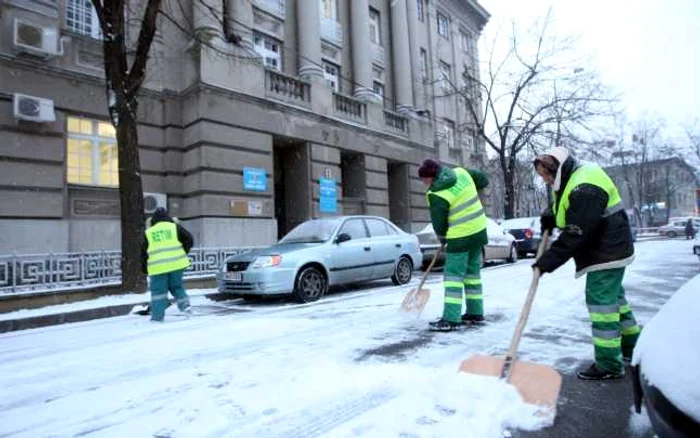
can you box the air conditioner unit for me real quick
[13,19,65,57]
[13,93,56,122]
[144,192,168,214]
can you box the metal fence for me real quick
[0,247,261,296]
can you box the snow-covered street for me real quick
[1,239,698,438]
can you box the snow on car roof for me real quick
[632,273,700,421]
[500,217,537,229]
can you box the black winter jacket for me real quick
[535,157,634,276]
[141,210,194,274]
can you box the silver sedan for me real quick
[217,215,423,303]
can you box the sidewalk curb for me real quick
[0,302,145,334]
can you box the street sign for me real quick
[243,167,267,192]
[319,178,337,213]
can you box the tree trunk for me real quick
[503,169,516,219]
[115,111,147,292]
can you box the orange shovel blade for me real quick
[459,355,562,410]
[400,288,431,313]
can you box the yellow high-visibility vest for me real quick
[553,163,624,228]
[427,168,487,239]
[145,221,191,276]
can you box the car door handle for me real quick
[364,247,371,251]
[395,243,401,248]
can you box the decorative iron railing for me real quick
[0,247,261,296]
[383,109,408,134]
[333,92,366,123]
[265,69,311,105]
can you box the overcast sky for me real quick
[478,0,699,139]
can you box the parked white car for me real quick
[415,218,518,270]
[658,217,700,238]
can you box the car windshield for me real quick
[279,218,341,244]
[500,217,536,229]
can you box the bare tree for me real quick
[89,0,163,292]
[448,12,615,218]
[683,119,700,168]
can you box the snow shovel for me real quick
[458,230,562,412]
[400,247,442,315]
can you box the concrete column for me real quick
[405,0,421,109]
[228,0,254,52]
[193,0,224,40]
[391,0,414,113]
[296,0,324,79]
[350,0,374,101]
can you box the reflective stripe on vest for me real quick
[427,168,487,239]
[146,222,191,276]
[553,162,624,228]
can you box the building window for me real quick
[417,0,424,22]
[324,61,340,92]
[253,33,282,71]
[437,12,449,38]
[67,116,118,187]
[420,48,428,83]
[369,8,381,45]
[443,120,455,149]
[321,0,336,20]
[439,60,452,91]
[373,81,384,102]
[66,0,101,39]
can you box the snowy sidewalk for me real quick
[0,289,220,333]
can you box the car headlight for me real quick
[251,255,283,268]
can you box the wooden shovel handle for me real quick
[416,246,442,291]
[501,230,551,380]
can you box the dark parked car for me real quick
[500,216,541,257]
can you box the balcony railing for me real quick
[253,0,285,18]
[333,93,367,124]
[372,44,384,65]
[320,18,343,46]
[0,247,261,296]
[383,110,409,134]
[265,69,311,106]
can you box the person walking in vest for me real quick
[418,159,489,331]
[532,147,642,380]
[141,207,194,322]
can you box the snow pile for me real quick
[632,273,700,421]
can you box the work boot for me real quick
[577,363,625,381]
[461,314,485,325]
[428,318,463,332]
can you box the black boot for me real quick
[461,314,485,325]
[428,318,464,332]
[577,363,625,381]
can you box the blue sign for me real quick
[319,178,337,213]
[243,167,267,192]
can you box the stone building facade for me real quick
[0,0,489,253]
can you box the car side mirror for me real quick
[335,233,352,244]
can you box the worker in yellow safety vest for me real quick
[418,158,489,332]
[141,207,194,321]
[532,147,641,380]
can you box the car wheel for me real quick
[667,231,677,238]
[292,266,327,303]
[392,256,413,285]
[507,244,518,263]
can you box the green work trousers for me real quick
[149,270,190,322]
[585,267,641,373]
[442,246,483,322]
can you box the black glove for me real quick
[540,208,555,234]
